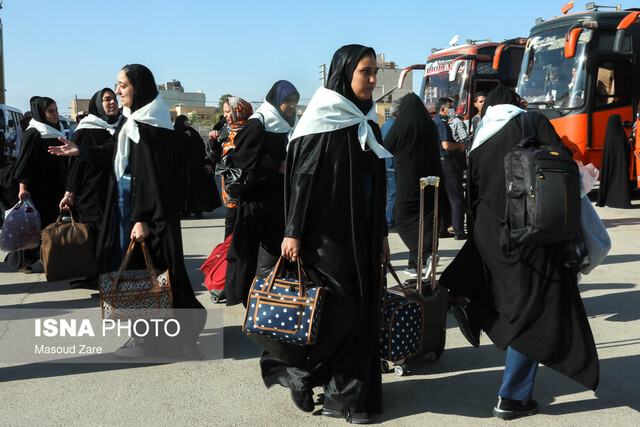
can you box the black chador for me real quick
[66,88,121,234]
[174,115,220,215]
[259,45,386,418]
[224,80,299,306]
[382,92,442,269]
[596,114,632,208]
[440,86,599,391]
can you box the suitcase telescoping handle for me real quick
[417,176,440,293]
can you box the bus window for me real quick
[595,61,631,108]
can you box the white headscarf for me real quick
[114,93,173,180]
[26,118,64,139]
[251,101,298,139]
[76,114,122,135]
[290,86,392,159]
[470,104,525,152]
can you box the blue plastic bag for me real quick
[0,199,41,251]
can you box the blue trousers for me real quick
[109,174,132,268]
[499,347,538,401]
[385,158,396,226]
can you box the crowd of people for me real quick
[0,44,600,423]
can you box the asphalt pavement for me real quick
[0,189,639,426]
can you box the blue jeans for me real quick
[499,347,538,401]
[385,158,396,226]
[110,174,132,267]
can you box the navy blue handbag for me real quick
[242,257,324,346]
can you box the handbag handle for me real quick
[383,260,413,292]
[113,240,159,291]
[55,210,75,226]
[265,256,309,298]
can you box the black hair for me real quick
[473,92,487,103]
[435,97,452,114]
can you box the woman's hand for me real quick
[131,222,150,242]
[49,137,79,157]
[209,130,219,140]
[18,183,30,202]
[381,236,391,263]
[278,160,286,175]
[281,237,300,261]
[59,192,74,211]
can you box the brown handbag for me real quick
[40,211,98,282]
[99,240,173,320]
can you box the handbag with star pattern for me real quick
[242,257,324,346]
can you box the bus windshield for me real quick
[517,28,592,111]
[420,60,468,114]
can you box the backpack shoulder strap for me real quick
[521,111,537,140]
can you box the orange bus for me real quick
[399,38,525,130]
[516,3,640,187]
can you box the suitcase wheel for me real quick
[394,365,405,376]
[380,360,390,373]
[210,289,226,303]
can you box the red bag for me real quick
[200,234,232,292]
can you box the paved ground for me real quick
[1,189,639,426]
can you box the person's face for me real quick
[184,119,190,128]
[223,102,233,123]
[45,102,59,124]
[279,93,299,117]
[474,95,486,112]
[351,54,377,101]
[102,91,119,116]
[441,102,452,117]
[115,70,134,108]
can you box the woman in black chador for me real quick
[268,45,390,423]
[59,88,121,283]
[174,114,220,218]
[224,80,300,306]
[440,85,599,420]
[382,92,442,274]
[50,64,205,359]
[10,96,66,271]
[596,114,632,208]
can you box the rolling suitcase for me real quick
[200,234,232,303]
[383,176,449,376]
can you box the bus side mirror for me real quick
[449,60,463,82]
[564,26,582,58]
[493,44,506,70]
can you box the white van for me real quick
[0,104,24,158]
[58,116,76,140]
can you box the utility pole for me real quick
[319,63,326,87]
[0,2,5,104]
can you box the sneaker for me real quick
[424,254,438,279]
[452,305,480,348]
[290,389,314,413]
[114,338,147,359]
[404,268,418,277]
[493,397,539,420]
[447,225,455,234]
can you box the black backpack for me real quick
[502,112,581,252]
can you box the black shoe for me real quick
[454,233,469,240]
[290,389,314,413]
[452,305,480,348]
[493,397,539,420]
[439,230,453,238]
[320,407,372,424]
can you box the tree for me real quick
[187,111,200,125]
[218,94,233,108]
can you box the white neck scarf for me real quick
[114,94,173,180]
[290,87,391,159]
[251,101,298,139]
[26,118,64,139]
[76,114,122,135]
[470,104,525,152]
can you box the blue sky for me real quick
[2,0,594,114]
